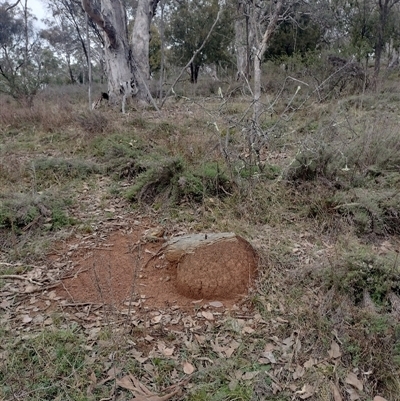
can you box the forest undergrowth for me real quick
[1,69,400,401]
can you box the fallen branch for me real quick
[61,302,103,307]
[0,262,42,268]
[0,274,43,286]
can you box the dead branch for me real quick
[0,274,43,286]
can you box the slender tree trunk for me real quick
[22,0,31,105]
[253,0,283,125]
[373,0,400,81]
[67,55,75,83]
[235,0,247,80]
[190,63,200,83]
[159,0,165,101]
[86,12,92,109]
[374,0,387,79]
[131,0,159,81]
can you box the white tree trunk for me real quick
[253,0,283,125]
[235,1,248,80]
[81,0,157,107]
[131,0,159,81]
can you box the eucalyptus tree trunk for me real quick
[253,0,283,125]
[235,0,252,80]
[131,0,159,81]
[81,0,157,107]
[158,0,165,100]
[235,1,247,80]
[85,12,92,110]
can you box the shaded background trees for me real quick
[1,0,400,106]
[165,0,234,83]
[0,0,47,105]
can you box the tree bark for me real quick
[158,0,165,100]
[131,0,159,81]
[253,0,283,125]
[86,12,92,110]
[190,62,200,83]
[374,0,388,80]
[235,0,247,80]
[235,0,253,80]
[81,0,157,107]
[81,0,133,104]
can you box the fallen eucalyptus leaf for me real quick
[183,361,195,375]
[346,372,363,391]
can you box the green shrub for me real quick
[285,114,400,185]
[324,246,400,307]
[333,186,400,235]
[125,157,183,204]
[33,157,102,182]
[0,191,74,232]
[125,160,233,205]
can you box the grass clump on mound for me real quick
[125,157,184,205]
[0,191,74,232]
[177,162,233,202]
[91,133,152,177]
[125,158,232,206]
[323,245,400,308]
[33,157,102,184]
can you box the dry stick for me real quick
[61,267,91,280]
[62,302,102,307]
[59,280,76,302]
[5,0,21,11]
[159,7,222,109]
[125,241,142,320]
[0,262,41,268]
[0,275,43,286]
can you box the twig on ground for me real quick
[0,274,43,286]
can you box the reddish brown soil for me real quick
[176,236,257,299]
[55,225,256,310]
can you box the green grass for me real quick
[0,326,90,400]
[33,157,102,184]
[0,191,75,232]
[322,244,400,307]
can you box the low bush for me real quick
[33,157,102,185]
[333,186,400,235]
[125,159,233,206]
[75,110,109,134]
[0,191,74,232]
[285,112,400,185]
[321,245,400,308]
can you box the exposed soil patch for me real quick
[55,224,257,310]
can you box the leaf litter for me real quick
[1,178,397,400]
